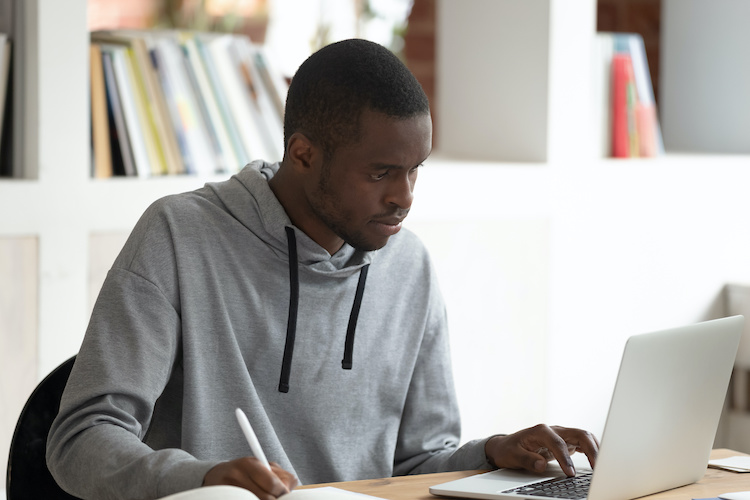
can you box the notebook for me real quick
[430,315,744,500]
[157,485,384,499]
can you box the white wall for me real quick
[407,154,750,444]
[660,0,750,154]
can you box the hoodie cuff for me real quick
[453,436,503,471]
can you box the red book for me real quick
[611,53,633,158]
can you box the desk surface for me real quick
[303,449,749,500]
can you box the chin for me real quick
[347,236,391,252]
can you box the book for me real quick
[594,32,663,159]
[0,33,12,173]
[622,33,662,156]
[105,44,153,178]
[593,33,614,158]
[92,30,188,176]
[194,34,249,169]
[236,38,284,162]
[625,51,639,158]
[133,34,185,175]
[86,29,288,177]
[251,45,288,124]
[157,485,385,500]
[206,35,275,163]
[610,52,632,158]
[151,34,217,176]
[101,48,136,176]
[124,45,168,176]
[183,35,236,173]
[234,37,284,161]
[89,43,113,178]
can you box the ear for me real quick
[286,132,322,173]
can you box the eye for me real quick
[371,170,389,181]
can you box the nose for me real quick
[384,171,415,210]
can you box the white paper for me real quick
[709,456,750,472]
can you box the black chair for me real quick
[6,355,81,499]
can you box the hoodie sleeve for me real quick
[392,268,494,475]
[46,202,219,500]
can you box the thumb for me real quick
[515,448,549,473]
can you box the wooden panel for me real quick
[0,236,38,492]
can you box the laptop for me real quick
[430,315,744,500]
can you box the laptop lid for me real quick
[429,315,744,500]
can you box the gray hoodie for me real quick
[46,161,491,500]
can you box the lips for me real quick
[373,217,404,226]
[370,217,404,237]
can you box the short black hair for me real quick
[283,38,430,159]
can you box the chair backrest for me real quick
[6,355,81,499]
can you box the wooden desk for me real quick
[303,449,750,500]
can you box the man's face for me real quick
[307,109,432,253]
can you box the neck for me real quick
[268,163,344,255]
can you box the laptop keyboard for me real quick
[501,471,593,499]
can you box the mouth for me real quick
[370,217,405,237]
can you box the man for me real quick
[47,39,598,500]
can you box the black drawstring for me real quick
[279,227,299,393]
[342,264,369,369]
[278,227,370,393]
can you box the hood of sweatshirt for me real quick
[203,160,375,392]
[204,160,375,278]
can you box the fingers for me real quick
[530,425,577,476]
[486,426,570,475]
[551,425,600,469]
[270,462,299,493]
[203,457,298,500]
[485,424,600,477]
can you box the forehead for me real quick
[337,109,433,165]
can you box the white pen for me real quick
[235,407,271,470]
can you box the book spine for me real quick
[110,45,153,178]
[625,57,639,158]
[101,49,136,176]
[182,37,229,173]
[125,47,166,176]
[195,35,249,169]
[208,35,272,163]
[593,33,614,158]
[150,45,192,174]
[133,36,185,175]
[611,53,630,158]
[154,36,217,176]
[89,43,113,178]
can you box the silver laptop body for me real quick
[430,315,744,500]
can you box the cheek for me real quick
[336,178,382,208]
[338,192,373,220]
[351,185,388,213]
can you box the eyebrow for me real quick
[368,162,424,171]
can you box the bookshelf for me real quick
[0,2,228,488]
[2,1,750,493]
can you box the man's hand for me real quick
[203,457,298,500]
[485,424,599,477]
